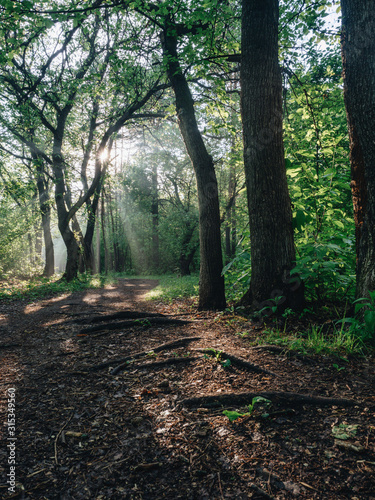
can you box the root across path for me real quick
[0,278,374,499]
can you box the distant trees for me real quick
[0,7,166,280]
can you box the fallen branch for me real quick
[78,316,191,335]
[180,391,357,408]
[112,356,199,375]
[90,336,201,372]
[73,310,164,324]
[194,348,277,376]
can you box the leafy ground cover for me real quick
[0,277,374,499]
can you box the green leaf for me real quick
[332,424,358,440]
[222,410,247,422]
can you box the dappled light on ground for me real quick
[0,278,374,498]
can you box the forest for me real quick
[0,0,374,319]
[0,1,374,499]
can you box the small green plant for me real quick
[254,295,285,319]
[282,308,295,319]
[221,359,232,369]
[203,348,222,361]
[353,291,375,342]
[223,397,272,422]
[134,318,152,327]
[146,350,157,358]
[203,349,231,369]
[335,291,375,346]
[235,331,249,338]
[332,363,345,372]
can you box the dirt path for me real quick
[0,279,374,499]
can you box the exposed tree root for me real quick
[73,311,164,324]
[180,391,357,408]
[0,343,21,349]
[78,317,191,335]
[250,345,316,364]
[112,356,199,375]
[90,337,201,372]
[193,348,277,376]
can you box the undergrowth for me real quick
[144,274,199,303]
[256,323,366,357]
[0,273,110,301]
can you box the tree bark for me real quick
[151,163,160,271]
[341,0,375,299]
[161,26,226,310]
[240,0,304,310]
[32,154,55,276]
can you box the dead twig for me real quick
[54,411,74,465]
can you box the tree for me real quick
[0,6,167,280]
[240,0,304,310]
[160,14,226,310]
[32,153,55,277]
[340,0,375,300]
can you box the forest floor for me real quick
[0,278,374,500]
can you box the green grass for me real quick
[0,273,111,302]
[258,323,367,356]
[143,274,199,303]
[0,272,199,303]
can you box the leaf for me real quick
[221,359,231,369]
[364,310,375,334]
[222,410,247,422]
[332,424,358,440]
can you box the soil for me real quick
[0,278,374,500]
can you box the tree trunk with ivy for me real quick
[240,0,304,311]
[341,0,375,299]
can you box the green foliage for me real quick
[353,291,375,340]
[0,274,108,302]
[259,322,366,356]
[144,274,199,303]
[332,363,345,372]
[223,397,272,422]
[336,291,375,345]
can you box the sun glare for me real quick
[100,149,109,162]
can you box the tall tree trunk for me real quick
[151,163,160,271]
[225,165,236,263]
[101,193,109,274]
[53,136,81,281]
[341,0,375,299]
[240,0,304,310]
[83,189,101,273]
[34,157,55,277]
[95,202,101,274]
[161,26,226,310]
